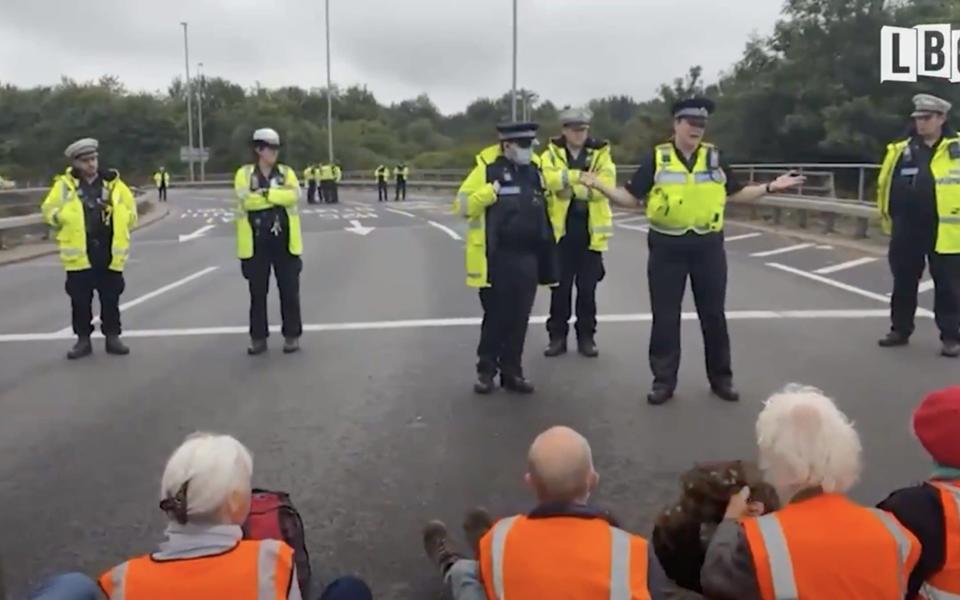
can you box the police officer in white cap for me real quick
[877,94,960,357]
[40,138,137,359]
[541,107,616,358]
[233,128,304,355]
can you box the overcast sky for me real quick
[0,0,784,114]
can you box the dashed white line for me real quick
[919,280,935,294]
[725,232,763,242]
[750,243,814,257]
[427,220,462,241]
[813,257,878,275]
[385,208,417,218]
[615,223,649,233]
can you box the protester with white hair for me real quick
[701,385,921,600]
[422,425,670,599]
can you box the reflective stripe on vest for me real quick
[499,185,522,195]
[256,539,285,600]
[488,516,638,600]
[923,586,960,600]
[869,508,911,599]
[105,562,128,600]
[654,170,688,184]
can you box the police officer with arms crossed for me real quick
[234,128,303,356]
[153,166,170,202]
[456,121,558,395]
[542,108,615,358]
[42,138,136,359]
[395,162,409,201]
[582,98,804,405]
[877,94,960,357]
[375,164,390,202]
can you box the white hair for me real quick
[160,432,253,523]
[756,384,862,497]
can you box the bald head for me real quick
[525,426,598,504]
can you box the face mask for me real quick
[506,145,533,165]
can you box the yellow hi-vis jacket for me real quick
[302,166,317,183]
[318,164,336,181]
[375,166,390,181]
[878,136,960,254]
[540,138,615,252]
[40,168,137,272]
[333,165,342,182]
[233,164,303,259]
[153,171,170,187]
[395,166,410,180]
[647,142,728,235]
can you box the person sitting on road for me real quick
[701,384,921,600]
[422,425,670,599]
[877,385,960,599]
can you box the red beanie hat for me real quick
[913,386,960,468]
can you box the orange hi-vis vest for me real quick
[99,539,295,600]
[922,481,960,599]
[742,494,920,600]
[478,514,652,599]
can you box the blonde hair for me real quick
[160,432,253,523]
[756,384,862,496]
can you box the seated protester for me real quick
[878,386,960,600]
[422,425,670,599]
[653,461,779,594]
[701,384,922,600]
[28,573,100,600]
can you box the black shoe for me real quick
[422,520,462,573]
[104,335,130,356]
[502,375,535,394]
[282,337,300,354]
[711,382,741,402]
[67,336,92,360]
[247,339,268,356]
[878,331,910,347]
[647,387,674,405]
[577,337,599,358]
[474,374,496,395]
[942,340,960,358]
[463,507,494,557]
[544,338,567,357]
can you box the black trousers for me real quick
[307,182,317,204]
[241,243,303,341]
[157,185,167,201]
[547,237,603,340]
[647,232,732,390]
[395,179,407,201]
[66,267,125,337]
[477,250,539,378]
[377,180,389,202]
[322,180,338,204]
[889,225,960,341]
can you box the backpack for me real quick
[242,489,312,595]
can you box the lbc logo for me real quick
[881,25,960,83]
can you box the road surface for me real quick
[0,188,953,598]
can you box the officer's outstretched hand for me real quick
[769,172,806,192]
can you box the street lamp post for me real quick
[511,0,517,122]
[325,0,335,163]
[180,22,195,182]
[196,62,206,182]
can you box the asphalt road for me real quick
[0,188,955,598]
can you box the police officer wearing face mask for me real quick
[455,122,559,395]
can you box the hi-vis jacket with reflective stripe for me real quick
[98,539,296,600]
[878,136,960,254]
[318,164,336,181]
[478,514,652,599]
[395,166,410,180]
[647,142,727,235]
[921,481,960,600]
[153,171,170,187]
[333,165,342,182]
[234,165,302,259]
[40,168,137,272]
[302,166,317,183]
[741,493,920,600]
[375,166,390,181]
[540,139,615,252]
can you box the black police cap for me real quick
[496,121,539,141]
[672,97,715,119]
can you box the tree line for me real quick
[0,0,958,184]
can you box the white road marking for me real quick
[725,232,763,242]
[919,280,935,294]
[750,243,814,257]
[178,224,216,243]
[427,220,462,241]
[614,215,648,225]
[2,308,905,343]
[344,219,375,236]
[615,222,649,233]
[385,208,417,218]
[611,211,630,218]
[205,217,214,224]
[815,245,834,250]
[813,257,878,275]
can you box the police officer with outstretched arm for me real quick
[877,94,960,357]
[582,98,804,405]
[456,122,558,395]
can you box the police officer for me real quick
[375,164,390,202]
[331,161,342,204]
[542,108,615,358]
[583,98,804,405]
[877,94,960,357]
[394,162,409,201]
[234,128,303,356]
[153,167,170,202]
[455,122,558,395]
[318,162,338,204]
[303,164,318,204]
[41,138,136,359]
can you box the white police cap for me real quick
[559,107,593,127]
[252,128,281,145]
[64,138,99,160]
[912,94,952,117]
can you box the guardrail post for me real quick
[857,167,866,203]
[854,217,869,238]
[797,209,808,229]
[0,230,5,250]
[797,166,805,196]
[822,212,836,234]
[773,206,782,226]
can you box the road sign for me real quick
[179,146,210,162]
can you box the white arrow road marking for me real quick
[427,220,462,241]
[344,219,375,236]
[178,224,216,243]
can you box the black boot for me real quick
[577,337,599,358]
[105,335,130,356]
[544,337,567,357]
[422,520,462,575]
[878,331,910,347]
[67,336,93,360]
[463,507,494,557]
[942,340,960,358]
[711,382,741,402]
[502,374,535,394]
[247,338,268,356]
[646,387,674,405]
[474,373,496,395]
[283,337,300,354]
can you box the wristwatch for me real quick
[764,182,772,194]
